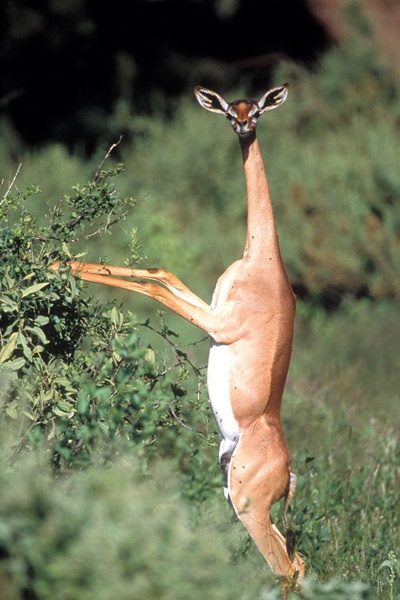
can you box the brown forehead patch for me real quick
[230,100,253,120]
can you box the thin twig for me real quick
[71,209,130,243]
[1,163,22,206]
[94,136,123,182]
[140,320,206,377]
[167,403,204,435]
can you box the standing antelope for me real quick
[51,83,305,582]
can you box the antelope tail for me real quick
[283,471,298,561]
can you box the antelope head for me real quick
[194,83,289,137]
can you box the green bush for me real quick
[0,158,215,478]
[0,458,258,600]
[0,454,381,600]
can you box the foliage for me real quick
[0,459,254,600]
[270,32,400,303]
[0,455,380,600]
[0,155,214,476]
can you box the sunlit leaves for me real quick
[0,156,211,474]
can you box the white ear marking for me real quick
[257,83,289,115]
[194,86,230,115]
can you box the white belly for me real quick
[207,340,240,443]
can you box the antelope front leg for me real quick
[51,261,209,309]
[50,261,218,335]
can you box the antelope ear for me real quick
[257,83,289,115]
[194,86,230,115]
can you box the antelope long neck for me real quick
[240,132,280,263]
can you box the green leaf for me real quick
[61,241,71,258]
[5,404,19,419]
[2,357,26,371]
[34,316,50,326]
[0,332,18,364]
[18,332,32,361]
[22,411,36,421]
[26,326,49,345]
[110,306,123,328]
[0,296,19,311]
[22,272,36,281]
[53,377,74,387]
[54,406,72,417]
[68,273,77,297]
[21,282,50,298]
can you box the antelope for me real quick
[51,83,305,583]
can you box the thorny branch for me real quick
[0,163,22,206]
[63,137,129,243]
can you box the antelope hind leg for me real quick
[227,427,305,581]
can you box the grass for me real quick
[283,300,400,594]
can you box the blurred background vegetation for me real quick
[1,1,400,598]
